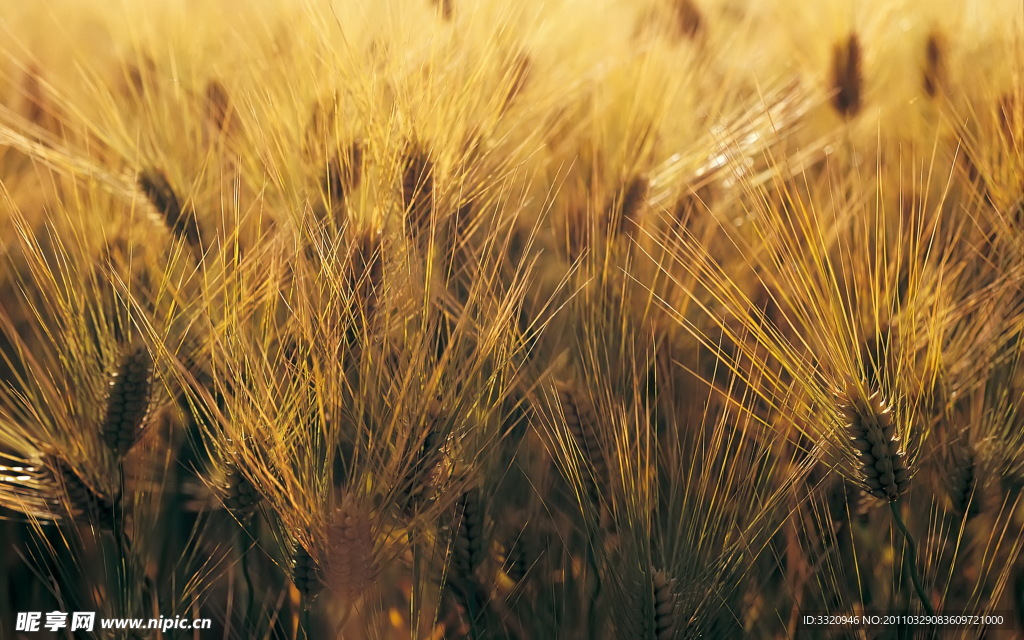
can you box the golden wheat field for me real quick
[0,0,1022,638]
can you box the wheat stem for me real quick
[462,585,482,640]
[888,500,935,616]
[585,532,602,638]
[301,604,312,640]
[239,522,257,631]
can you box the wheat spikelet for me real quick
[555,380,606,510]
[606,174,648,237]
[672,0,703,41]
[397,407,445,516]
[946,443,981,519]
[323,494,377,603]
[204,79,234,133]
[100,342,153,458]
[649,568,679,640]
[431,0,453,21]
[219,464,262,519]
[453,489,485,582]
[402,142,436,245]
[291,544,322,600]
[137,167,202,249]
[322,140,364,224]
[45,455,116,528]
[347,226,384,325]
[830,33,863,118]
[841,385,910,502]
[923,31,947,98]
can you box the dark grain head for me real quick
[432,0,453,20]
[322,140,364,224]
[453,489,485,580]
[401,142,435,243]
[46,456,116,528]
[923,32,946,98]
[291,545,323,600]
[831,33,863,118]
[100,343,154,458]
[673,0,704,41]
[841,386,910,501]
[205,79,235,132]
[607,175,648,236]
[138,168,202,249]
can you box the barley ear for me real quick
[923,32,946,98]
[431,0,453,20]
[841,385,934,613]
[220,465,261,519]
[841,386,910,502]
[291,545,323,602]
[453,489,485,582]
[46,455,116,529]
[397,401,445,515]
[831,33,863,118]
[324,495,376,603]
[673,0,703,41]
[946,443,982,519]
[557,381,606,511]
[401,142,436,245]
[138,168,202,249]
[100,343,154,458]
[651,568,679,640]
[205,79,235,133]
